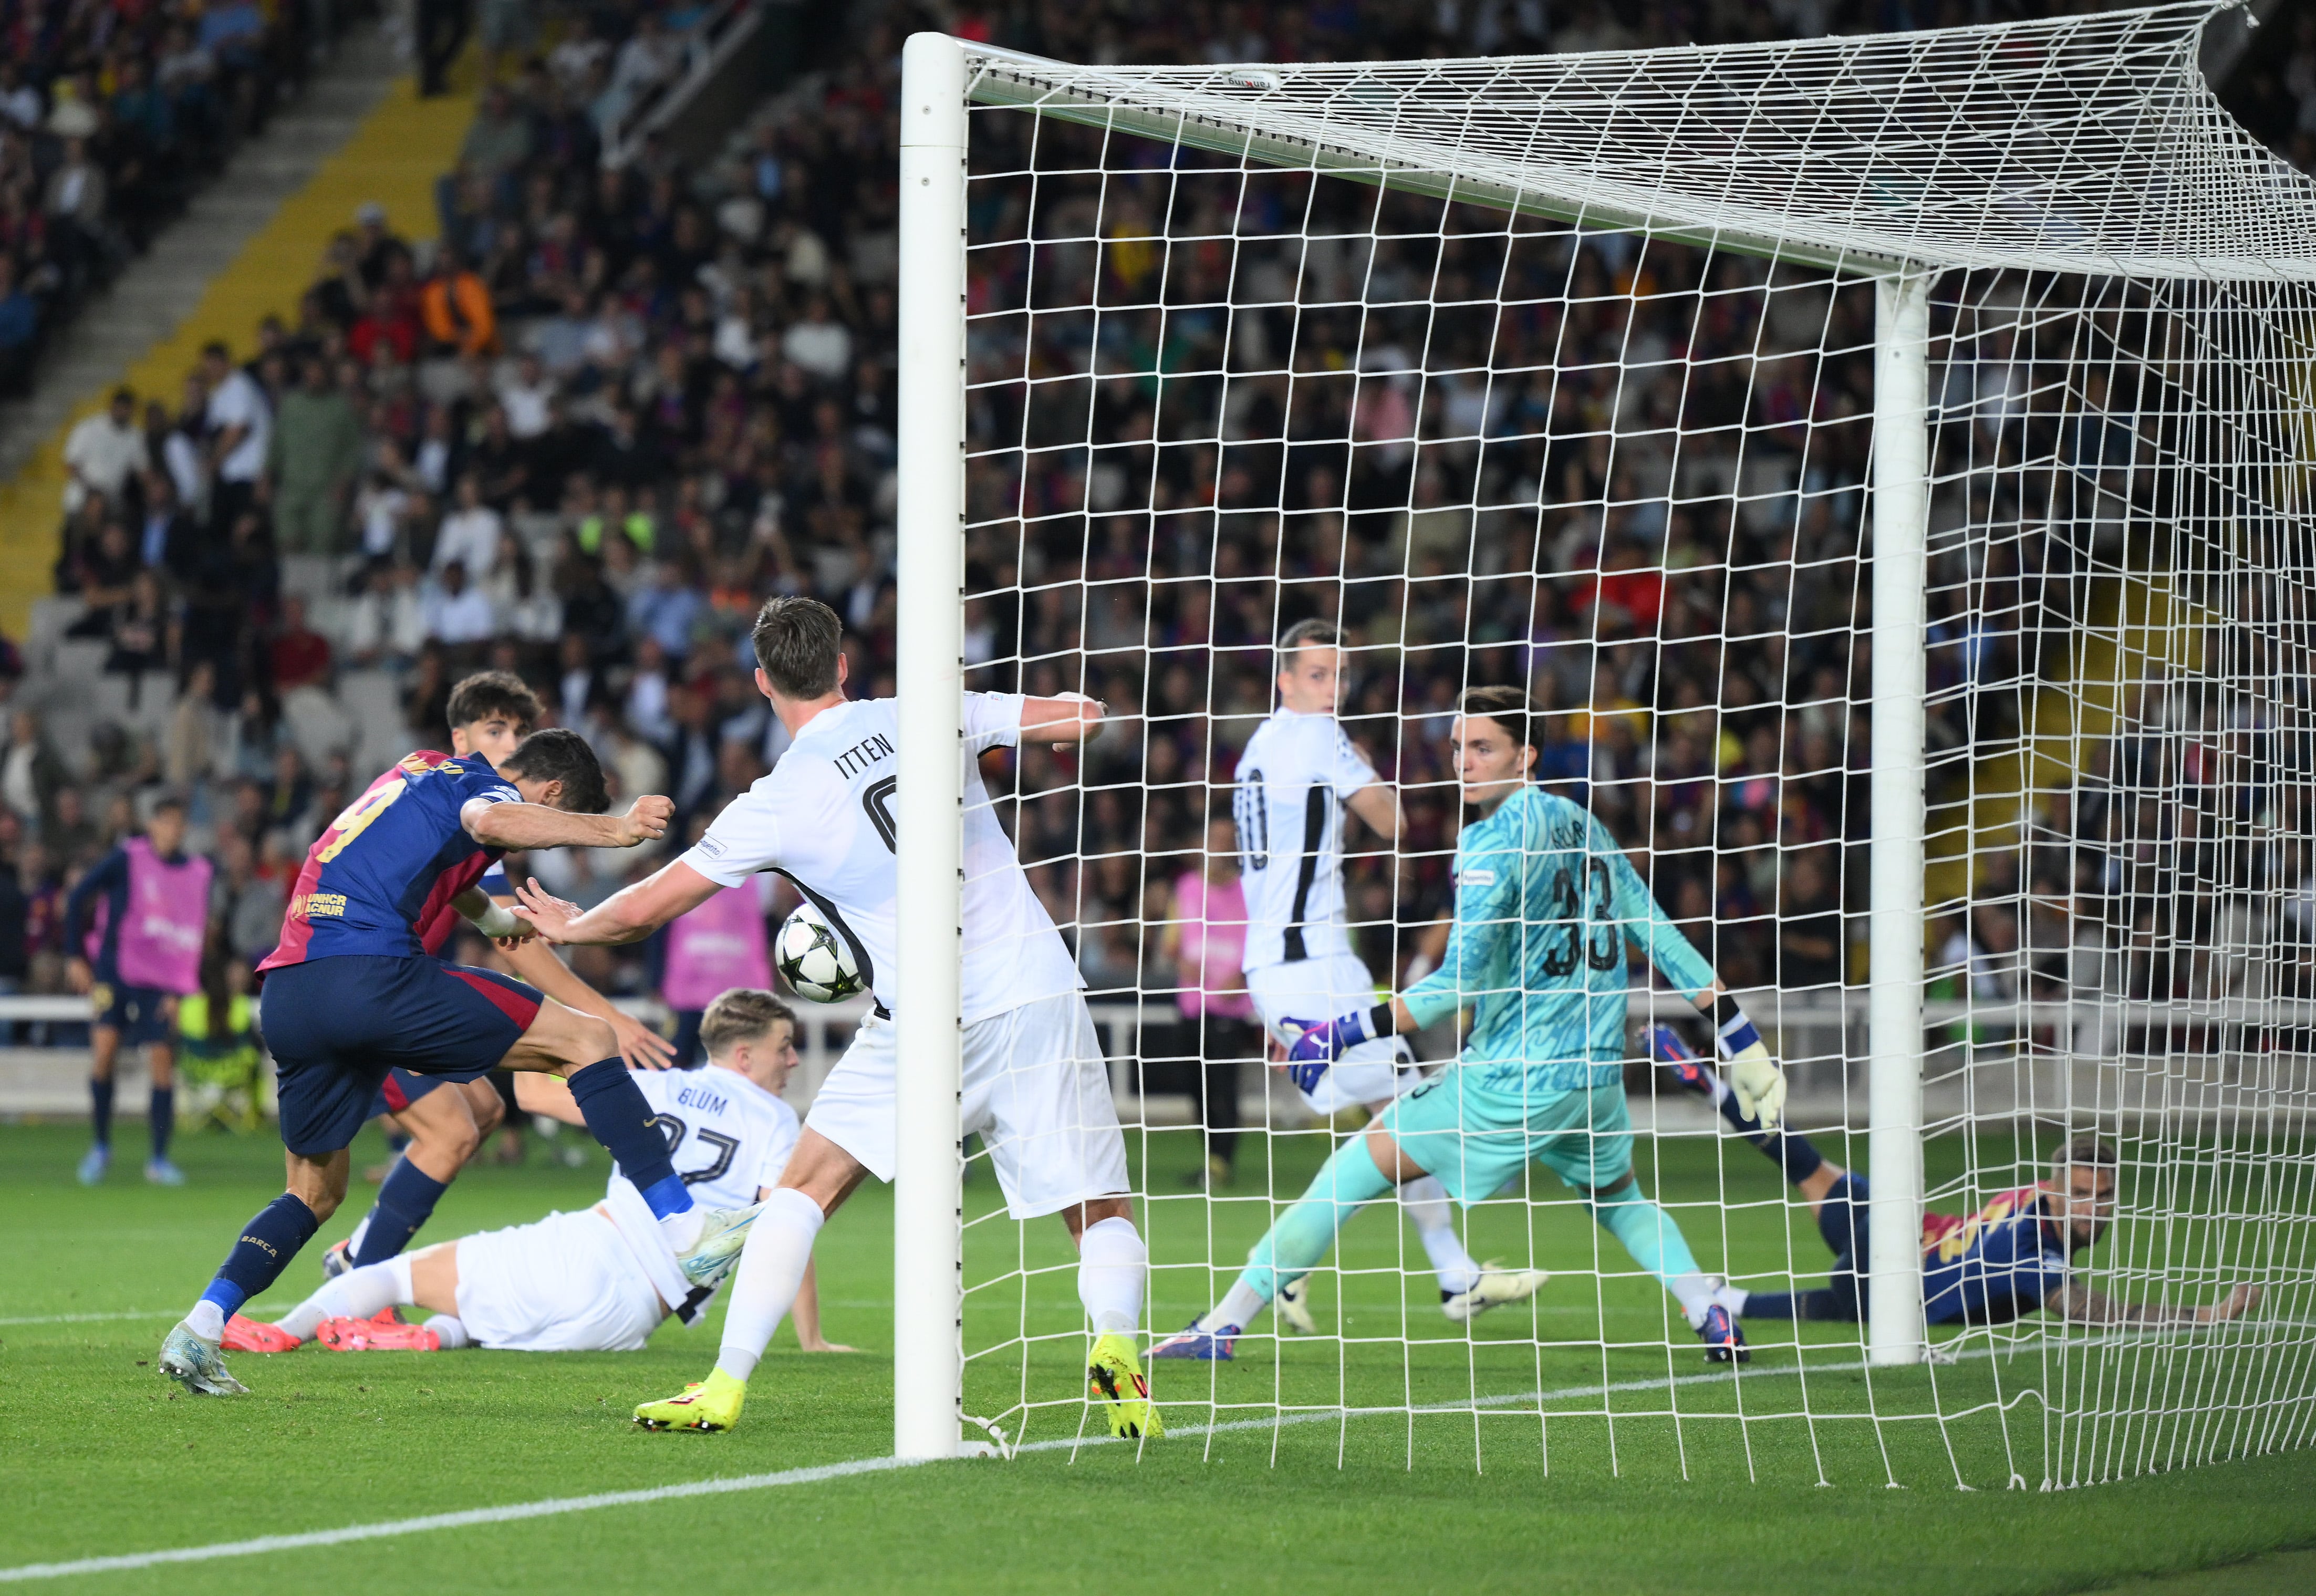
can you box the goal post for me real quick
[1868,269,1932,1367]
[893,28,970,1463]
[895,2,2316,1481]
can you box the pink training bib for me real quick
[115,836,213,994]
[662,881,773,1011]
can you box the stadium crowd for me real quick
[0,0,2294,1085]
[0,0,327,397]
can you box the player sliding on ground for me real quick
[1236,620,1517,1329]
[227,991,851,1356]
[513,597,1161,1439]
[1649,1029,2264,1330]
[1157,686,1783,1365]
[321,672,678,1287]
[157,729,760,1397]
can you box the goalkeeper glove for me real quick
[1713,997,1786,1131]
[1276,1004,1393,1096]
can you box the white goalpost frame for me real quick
[894,29,970,1463]
[1869,268,1933,1367]
[894,4,2316,1473]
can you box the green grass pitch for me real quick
[2,1117,2312,1594]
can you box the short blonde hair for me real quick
[699,988,796,1063]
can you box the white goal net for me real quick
[892,2,2316,1486]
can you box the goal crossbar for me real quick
[962,1,2316,281]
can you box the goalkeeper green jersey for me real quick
[1401,785,1716,1094]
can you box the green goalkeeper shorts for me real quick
[1378,1072,1634,1204]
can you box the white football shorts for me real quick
[1246,952,1419,1114]
[452,1208,668,1352]
[807,992,1130,1219]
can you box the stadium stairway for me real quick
[0,26,478,640]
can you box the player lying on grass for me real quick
[227,990,851,1355]
[1156,685,1783,1365]
[159,729,760,1398]
[321,672,677,1287]
[1649,1028,2264,1329]
[1237,620,1516,1329]
[514,597,1160,1439]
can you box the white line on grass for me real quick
[0,1350,1896,1584]
[0,1302,295,1329]
[0,1325,2260,1584]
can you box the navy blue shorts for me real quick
[91,980,170,1046]
[368,1066,451,1121]
[260,955,543,1157]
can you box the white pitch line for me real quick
[0,1324,2267,1584]
[0,1302,295,1329]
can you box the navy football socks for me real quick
[200,1193,323,1321]
[1714,1085,1824,1186]
[90,1076,113,1148]
[148,1085,174,1163]
[349,1156,450,1267]
[565,1059,692,1217]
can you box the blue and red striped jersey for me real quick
[258,751,520,970]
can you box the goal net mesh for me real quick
[940,2,2316,1485]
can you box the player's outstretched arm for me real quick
[463,793,674,851]
[2053,1280,2263,1328]
[513,859,723,947]
[514,1070,587,1125]
[1020,693,1106,748]
[788,1257,855,1353]
[497,939,678,1067]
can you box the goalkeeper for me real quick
[1157,686,1778,1365]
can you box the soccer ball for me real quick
[775,902,865,1003]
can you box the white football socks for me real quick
[1204,1280,1270,1333]
[660,1205,707,1254]
[424,1314,472,1349]
[1076,1216,1146,1334]
[278,1256,413,1342]
[1401,1176,1481,1296]
[185,1300,225,1340]
[1670,1271,1719,1330]
[714,1188,824,1382]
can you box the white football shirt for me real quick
[620,1061,799,1210]
[1233,709,1382,973]
[679,693,1082,1025]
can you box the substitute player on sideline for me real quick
[157,730,757,1397]
[1158,686,1784,1364]
[232,991,850,1355]
[66,794,212,1186]
[514,597,1159,1439]
[1236,619,1517,1326]
[322,673,676,1279]
[1648,1029,2265,1331]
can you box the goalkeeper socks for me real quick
[715,1188,824,1381]
[1235,1135,1393,1304]
[194,1192,323,1332]
[1204,1280,1270,1332]
[148,1084,174,1162]
[278,1255,413,1342]
[1401,1176,1481,1297]
[90,1075,114,1148]
[1076,1215,1146,1334]
[349,1157,450,1267]
[565,1059,692,1221]
[1587,1181,1715,1328]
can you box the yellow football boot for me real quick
[634,1367,747,1432]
